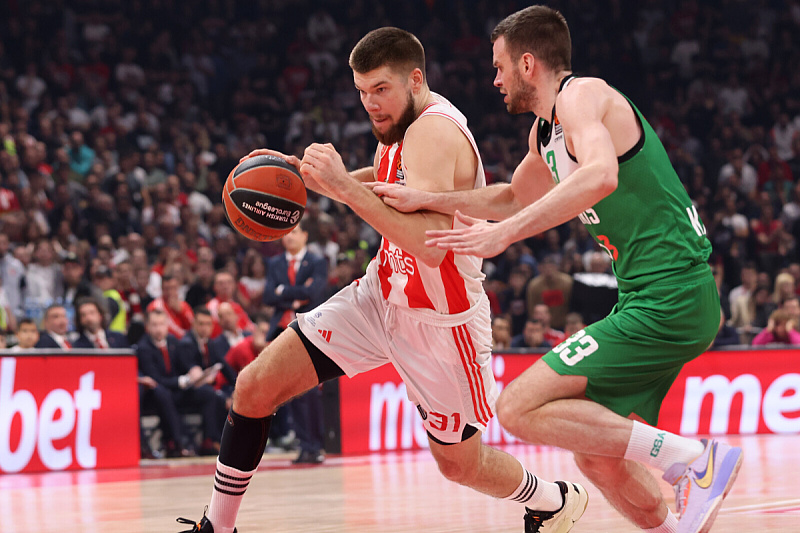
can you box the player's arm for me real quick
[427,80,618,256]
[240,148,374,194]
[494,82,619,242]
[368,126,553,220]
[301,115,466,267]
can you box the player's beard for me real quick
[505,67,537,115]
[372,91,417,146]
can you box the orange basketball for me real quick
[223,155,307,242]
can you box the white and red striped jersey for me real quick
[372,93,486,315]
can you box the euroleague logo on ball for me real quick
[223,154,307,242]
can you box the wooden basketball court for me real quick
[3,434,798,532]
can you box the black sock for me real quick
[218,409,272,472]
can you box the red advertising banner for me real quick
[339,349,800,454]
[0,354,140,473]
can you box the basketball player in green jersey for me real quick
[372,6,742,533]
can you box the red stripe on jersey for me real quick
[453,326,484,425]
[404,259,435,309]
[459,324,492,422]
[377,145,392,183]
[378,241,392,301]
[453,325,492,425]
[439,250,470,314]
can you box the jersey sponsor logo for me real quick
[380,247,416,276]
[395,154,405,184]
[554,114,563,137]
[317,329,332,342]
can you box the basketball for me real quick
[223,154,307,242]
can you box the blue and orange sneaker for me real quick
[663,439,743,533]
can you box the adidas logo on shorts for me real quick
[318,329,332,342]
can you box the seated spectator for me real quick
[207,271,253,338]
[93,266,127,333]
[526,255,572,330]
[72,297,129,349]
[35,304,73,349]
[179,307,237,402]
[25,238,60,312]
[209,302,250,366]
[491,315,512,351]
[58,252,104,312]
[225,312,270,375]
[147,272,194,338]
[511,319,552,350]
[136,309,226,456]
[752,309,800,346]
[531,303,565,347]
[562,312,586,340]
[497,266,530,337]
[773,272,796,305]
[782,295,800,326]
[9,317,39,350]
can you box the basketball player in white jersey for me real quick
[177,28,586,533]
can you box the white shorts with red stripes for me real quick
[297,267,497,444]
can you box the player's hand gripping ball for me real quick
[223,155,307,241]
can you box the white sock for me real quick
[642,511,678,532]
[207,460,256,533]
[505,466,564,512]
[624,421,704,472]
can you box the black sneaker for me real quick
[176,508,237,533]
[523,481,588,533]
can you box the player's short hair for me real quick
[43,304,65,319]
[146,308,167,322]
[349,27,426,80]
[491,5,572,71]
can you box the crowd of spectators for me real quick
[1,0,800,449]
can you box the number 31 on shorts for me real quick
[553,330,599,366]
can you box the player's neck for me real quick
[413,86,434,118]
[535,69,572,118]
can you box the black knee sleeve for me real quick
[218,409,272,471]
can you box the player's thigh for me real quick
[497,358,588,420]
[234,327,319,415]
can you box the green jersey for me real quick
[537,76,711,291]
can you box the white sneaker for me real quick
[663,439,743,533]
[523,481,588,533]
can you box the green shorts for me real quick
[542,263,720,426]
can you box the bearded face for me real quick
[372,90,417,145]
[504,64,538,115]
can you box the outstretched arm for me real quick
[368,126,554,220]
[426,81,619,257]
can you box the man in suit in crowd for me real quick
[35,304,73,349]
[73,297,130,349]
[263,221,329,463]
[263,221,328,341]
[180,307,237,404]
[137,309,226,456]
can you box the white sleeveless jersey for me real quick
[370,92,486,314]
[537,77,580,185]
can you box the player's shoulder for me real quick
[556,77,617,105]
[406,111,467,152]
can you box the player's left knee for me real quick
[433,454,478,486]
